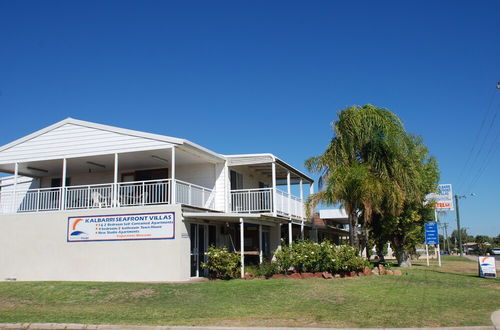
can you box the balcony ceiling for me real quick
[0,147,213,178]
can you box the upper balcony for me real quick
[226,154,314,221]
[0,178,215,214]
[230,187,305,220]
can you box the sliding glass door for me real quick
[190,223,216,277]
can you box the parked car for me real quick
[490,248,500,255]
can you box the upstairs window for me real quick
[230,170,243,190]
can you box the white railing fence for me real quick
[0,179,215,214]
[66,184,113,209]
[231,188,305,219]
[118,179,171,207]
[175,180,215,209]
[19,187,62,212]
[230,188,272,213]
[1,180,305,219]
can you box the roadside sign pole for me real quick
[435,210,441,267]
[425,244,429,266]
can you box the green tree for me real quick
[378,135,439,266]
[305,105,407,249]
[450,228,473,252]
[306,105,439,266]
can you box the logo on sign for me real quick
[70,218,89,239]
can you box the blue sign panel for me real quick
[425,222,439,245]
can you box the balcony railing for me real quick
[0,179,215,214]
[230,188,305,220]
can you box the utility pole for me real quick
[454,194,463,256]
[442,222,450,253]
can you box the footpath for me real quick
[0,315,499,330]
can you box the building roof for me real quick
[0,118,313,183]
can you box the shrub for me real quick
[255,261,279,278]
[275,240,369,274]
[201,246,240,280]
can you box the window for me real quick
[51,178,70,187]
[230,170,243,190]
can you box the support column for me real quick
[259,224,263,264]
[61,158,67,210]
[12,163,18,213]
[171,147,176,204]
[113,153,118,207]
[300,179,304,239]
[240,218,245,278]
[271,162,277,216]
[287,171,292,245]
[287,171,291,218]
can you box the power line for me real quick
[456,88,497,192]
[464,113,500,192]
[457,84,499,194]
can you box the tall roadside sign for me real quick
[426,184,454,211]
[425,184,454,267]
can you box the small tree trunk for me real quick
[395,249,412,267]
[349,211,359,251]
[376,240,386,263]
[348,213,355,246]
[364,225,371,260]
[393,237,411,267]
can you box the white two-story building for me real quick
[0,118,316,282]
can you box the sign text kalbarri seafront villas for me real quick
[67,212,175,242]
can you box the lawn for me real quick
[0,256,498,328]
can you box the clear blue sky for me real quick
[0,1,498,236]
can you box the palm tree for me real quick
[305,105,410,250]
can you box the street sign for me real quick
[478,256,497,278]
[425,184,454,211]
[425,222,439,245]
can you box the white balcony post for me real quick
[300,178,304,238]
[240,218,245,278]
[287,171,292,245]
[171,147,176,204]
[113,153,118,207]
[259,224,263,264]
[61,158,67,210]
[287,171,291,218]
[310,182,314,195]
[271,162,277,216]
[11,162,18,213]
[300,178,304,215]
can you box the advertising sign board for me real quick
[425,184,454,211]
[478,256,497,278]
[424,222,439,245]
[67,212,175,242]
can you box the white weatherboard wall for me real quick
[176,163,216,189]
[0,204,190,282]
[0,123,173,164]
[214,163,226,211]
